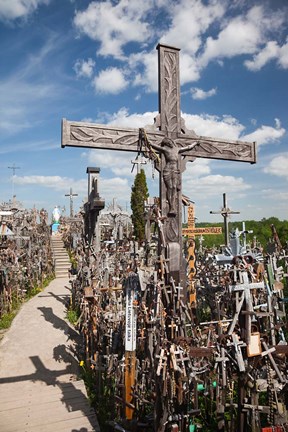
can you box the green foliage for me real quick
[26,285,42,299]
[68,250,77,269]
[192,217,288,250]
[0,310,18,329]
[229,217,288,251]
[0,274,55,330]
[130,169,149,243]
[79,362,117,431]
[66,307,79,326]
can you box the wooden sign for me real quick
[247,331,262,357]
[125,283,137,351]
[124,274,138,420]
[183,227,222,236]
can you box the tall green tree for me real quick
[130,169,149,243]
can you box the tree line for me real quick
[195,217,288,251]
[130,169,287,251]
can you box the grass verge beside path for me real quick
[0,274,55,333]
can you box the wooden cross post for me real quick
[62,44,256,286]
[182,204,222,306]
[124,273,138,419]
[65,187,78,217]
[210,193,240,246]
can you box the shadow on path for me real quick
[38,291,70,307]
[0,346,97,430]
[37,306,79,340]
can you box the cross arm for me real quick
[177,134,256,164]
[61,119,164,152]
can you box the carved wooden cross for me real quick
[62,44,256,285]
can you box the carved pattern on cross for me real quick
[67,124,255,163]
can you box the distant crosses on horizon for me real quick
[8,164,21,198]
[210,193,240,247]
[65,187,78,217]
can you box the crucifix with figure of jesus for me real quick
[62,44,256,285]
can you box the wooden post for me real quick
[124,273,138,419]
[182,204,222,306]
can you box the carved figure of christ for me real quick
[150,137,198,216]
[62,44,256,284]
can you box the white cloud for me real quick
[88,149,133,174]
[244,41,279,71]
[200,5,286,67]
[183,174,251,199]
[263,154,288,180]
[278,37,288,69]
[14,175,87,193]
[0,0,50,21]
[92,67,128,94]
[184,159,211,178]
[242,119,285,147]
[127,0,225,90]
[73,0,153,58]
[183,113,245,140]
[105,108,246,141]
[101,177,131,204]
[129,51,158,92]
[179,52,201,85]
[107,107,156,129]
[74,58,95,78]
[87,146,152,178]
[72,2,288,94]
[190,87,217,100]
[160,0,225,55]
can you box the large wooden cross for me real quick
[62,44,256,285]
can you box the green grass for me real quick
[0,309,19,330]
[0,273,55,331]
[66,308,79,326]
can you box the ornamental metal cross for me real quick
[62,44,256,285]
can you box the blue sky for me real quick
[0,0,287,223]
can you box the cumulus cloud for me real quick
[13,173,132,209]
[242,119,285,147]
[190,87,217,100]
[160,0,225,55]
[100,177,131,204]
[183,113,245,140]
[263,154,288,180]
[13,175,87,193]
[107,107,156,128]
[72,1,288,93]
[92,67,128,94]
[0,0,50,21]
[245,37,288,71]
[73,0,153,58]
[88,149,134,175]
[74,58,95,78]
[182,174,251,199]
[129,50,158,92]
[244,41,279,71]
[184,159,211,178]
[199,5,286,68]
